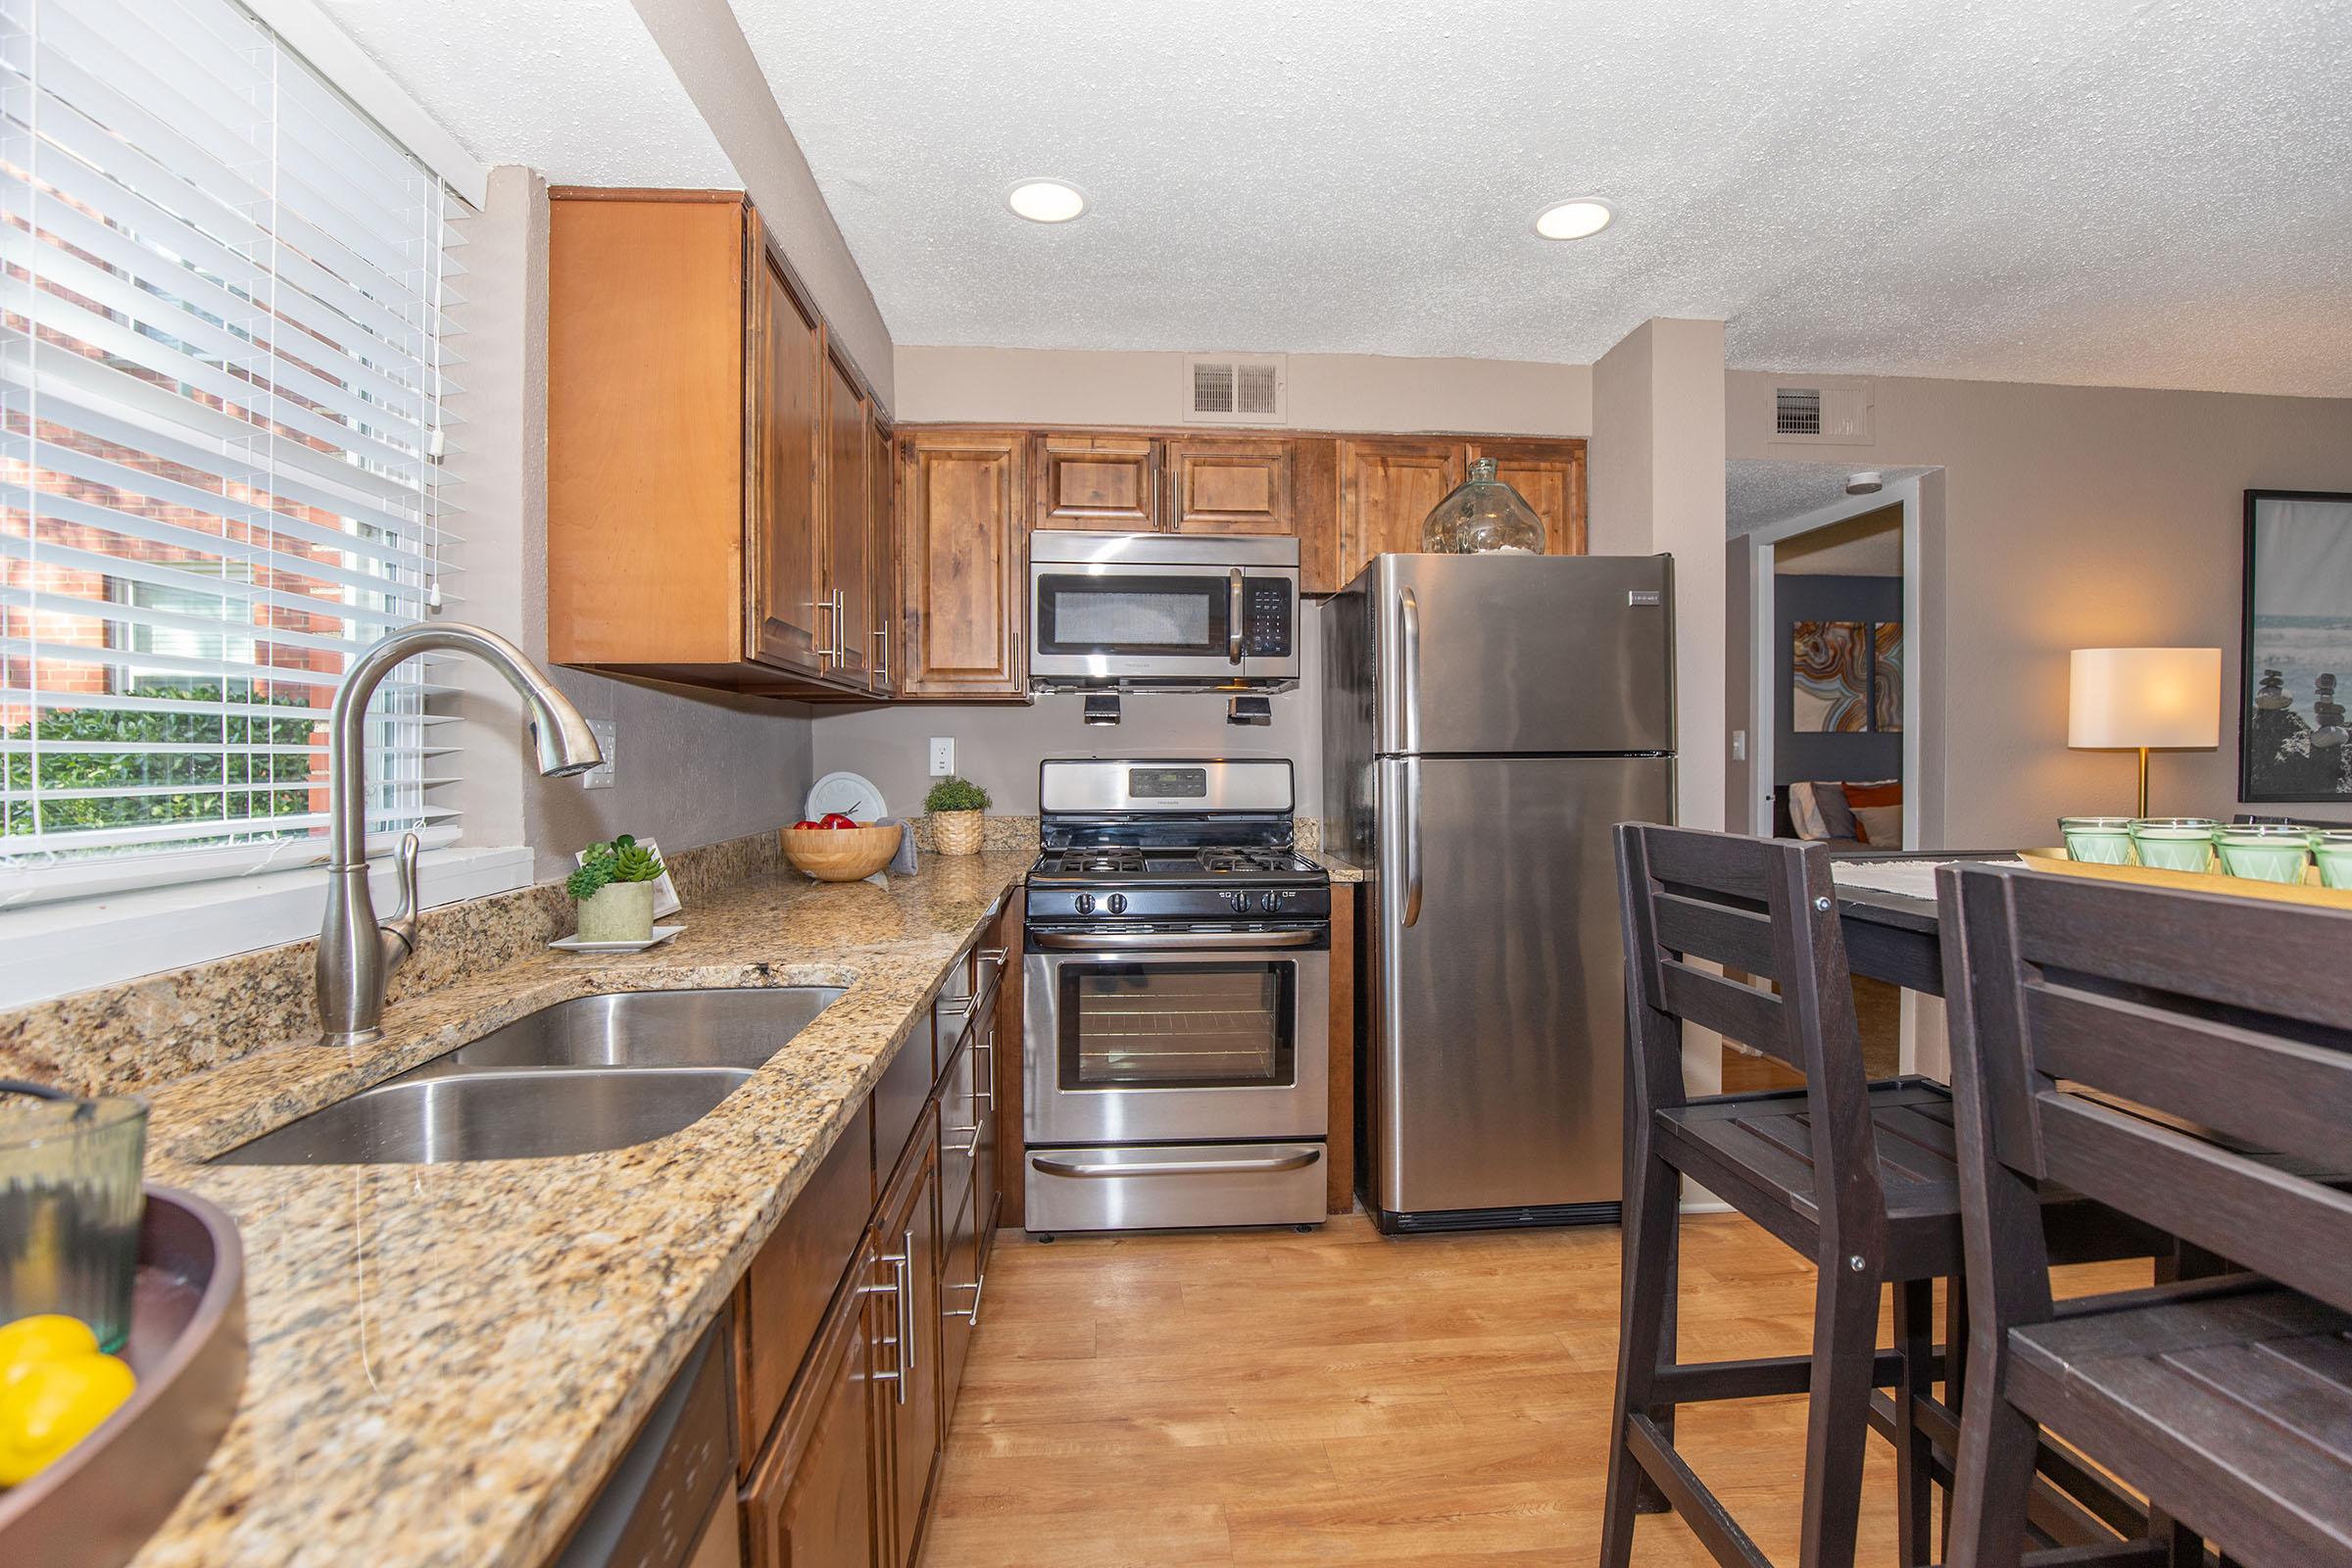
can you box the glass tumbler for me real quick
[2310,830,2352,891]
[2127,818,2221,874]
[0,1083,149,1352]
[2215,823,2313,884]
[2058,815,2137,865]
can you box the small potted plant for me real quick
[566,834,666,942]
[925,775,990,857]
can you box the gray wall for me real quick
[1775,574,1903,787]
[1727,371,2352,843]
[452,167,814,880]
[809,615,1325,818]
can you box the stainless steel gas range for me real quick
[1022,758,1332,1235]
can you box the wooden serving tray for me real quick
[0,1186,247,1568]
[2022,847,2352,911]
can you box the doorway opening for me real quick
[1725,466,1937,1087]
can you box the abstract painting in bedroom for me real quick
[1793,619,1902,733]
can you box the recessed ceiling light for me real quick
[1006,179,1088,223]
[1533,199,1613,240]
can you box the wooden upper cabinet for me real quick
[748,248,828,675]
[1030,434,1157,530]
[547,189,890,699]
[1165,436,1294,536]
[1337,438,1464,585]
[1470,439,1588,558]
[866,416,897,695]
[899,432,1025,699]
[821,347,874,685]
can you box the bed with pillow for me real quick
[1776,779,1903,849]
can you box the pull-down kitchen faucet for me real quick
[316,623,601,1046]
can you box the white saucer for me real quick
[549,924,685,955]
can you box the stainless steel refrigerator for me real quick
[1322,553,1675,1233]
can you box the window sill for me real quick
[0,847,535,1010]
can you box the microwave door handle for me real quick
[1228,567,1246,663]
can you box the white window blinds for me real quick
[1,0,466,904]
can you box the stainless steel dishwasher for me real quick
[551,1309,738,1568]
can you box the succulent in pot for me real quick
[566,834,666,942]
[924,775,990,858]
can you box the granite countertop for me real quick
[125,849,1032,1568]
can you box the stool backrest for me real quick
[1943,864,2352,1313]
[1614,824,1883,1228]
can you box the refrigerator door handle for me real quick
[1401,755,1424,927]
[1397,586,1422,753]
[1228,567,1246,662]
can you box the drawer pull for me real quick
[1030,1150,1320,1179]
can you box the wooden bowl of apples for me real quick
[782,816,903,882]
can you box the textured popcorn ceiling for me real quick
[1729,464,1936,535]
[312,0,739,189]
[324,0,2352,395]
[734,0,2352,395]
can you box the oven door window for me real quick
[1058,960,1297,1091]
[1035,573,1229,657]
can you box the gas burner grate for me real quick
[1050,847,1147,875]
[1196,846,1303,874]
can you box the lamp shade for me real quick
[2068,648,2222,749]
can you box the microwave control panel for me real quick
[1244,578,1294,657]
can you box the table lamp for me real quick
[2068,648,2222,816]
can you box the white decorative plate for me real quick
[549,924,685,955]
[806,770,887,823]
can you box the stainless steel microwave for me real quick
[1027,531,1300,691]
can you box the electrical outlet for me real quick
[929,737,955,777]
[582,719,616,790]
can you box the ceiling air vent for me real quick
[1767,377,1873,446]
[1183,353,1287,425]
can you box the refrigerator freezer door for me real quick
[1368,753,1672,1221]
[1373,554,1674,757]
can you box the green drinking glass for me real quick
[2310,830,2352,891]
[2058,815,2136,865]
[2215,824,2312,884]
[0,1085,149,1352]
[2127,818,2221,874]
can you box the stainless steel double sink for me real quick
[212,988,844,1167]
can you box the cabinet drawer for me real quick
[938,1180,982,1434]
[736,1101,872,1473]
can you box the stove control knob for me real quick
[1259,891,1281,913]
[1229,890,1250,913]
[1105,893,1128,915]
[1074,893,1095,915]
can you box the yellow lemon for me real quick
[0,1315,101,1394]
[0,1351,137,1486]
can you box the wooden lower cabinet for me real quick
[740,1256,881,1568]
[874,1115,944,1568]
[734,906,1007,1568]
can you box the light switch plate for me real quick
[1731,729,1747,761]
[929,737,955,777]
[582,719,616,789]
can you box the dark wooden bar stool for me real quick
[1939,865,2352,1568]
[1605,824,1956,1568]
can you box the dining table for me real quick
[1821,848,2022,996]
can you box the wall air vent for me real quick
[1776,387,1822,435]
[1183,353,1288,425]
[1767,377,1873,446]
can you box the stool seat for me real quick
[2008,1283,2352,1560]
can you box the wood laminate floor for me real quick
[919,1211,2147,1567]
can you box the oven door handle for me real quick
[1030,928,1321,951]
[1032,1150,1321,1179]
